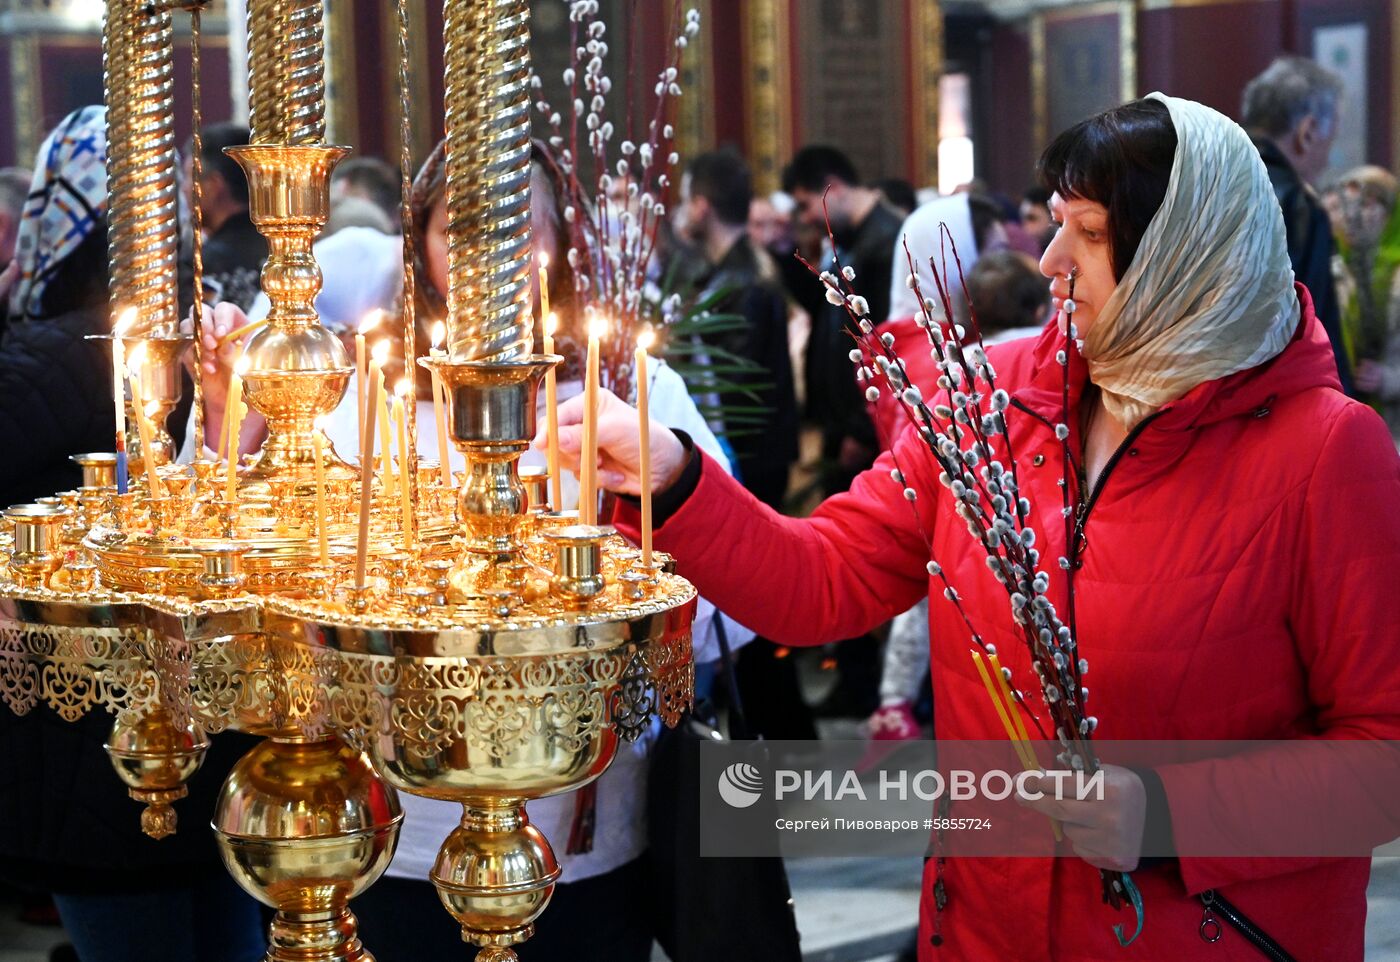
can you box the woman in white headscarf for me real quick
[543,94,1400,960]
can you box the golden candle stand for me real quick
[0,0,697,959]
[0,399,694,962]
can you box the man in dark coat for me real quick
[677,149,799,509]
[182,123,267,311]
[782,146,903,496]
[1243,55,1354,395]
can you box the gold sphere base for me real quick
[214,736,403,962]
[104,710,210,840]
[431,801,560,954]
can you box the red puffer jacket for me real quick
[615,286,1400,960]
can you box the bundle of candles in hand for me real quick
[804,224,1142,939]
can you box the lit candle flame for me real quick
[114,307,138,336]
[359,310,383,335]
[544,311,558,338]
[371,340,391,365]
[539,252,549,269]
[431,321,446,350]
[127,342,148,375]
[234,355,251,376]
[588,316,608,340]
[636,327,656,351]
[144,399,161,418]
[395,378,410,399]
[314,415,330,432]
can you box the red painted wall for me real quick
[1137,3,1283,119]
[983,20,1032,196]
[709,0,746,150]
[0,44,14,167]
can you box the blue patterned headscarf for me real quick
[7,106,108,322]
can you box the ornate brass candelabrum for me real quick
[0,1,697,960]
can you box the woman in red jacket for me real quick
[548,94,1400,960]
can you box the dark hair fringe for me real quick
[1036,98,1177,280]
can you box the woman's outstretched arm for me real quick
[543,388,935,645]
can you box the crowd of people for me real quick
[0,47,1395,962]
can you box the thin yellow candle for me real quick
[580,315,604,524]
[368,342,395,499]
[394,381,414,550]
[538,252,551,322]
[112,307,135,451]
[126,345,164,499]
[377,368,396,498]
[129,395,162,498]
[429,321,452,487]
[356,311,382,448]
[312,416,330,566]
[988,651,1032,746]
[543,312,562,512]
[355,367,381,589]
[224,355,249,503]
[635,327,654,563]
[971,650,1032,769]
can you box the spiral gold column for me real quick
[98,0,196,835]
[442,0,533,361]
[231,0,353,483]
[246,0,327,145]
[102,0,180,336]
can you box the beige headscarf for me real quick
[1081,93,1299,428]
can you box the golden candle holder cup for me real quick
[191,456,222,494]
[160,469,194,501]
[105,708,210,840]
[77,487,109,530]
[224,145,357,486]
[146,498,185,540]
[422,559,455,605]
[6,504,69,589]
[519,466,549,515]
[544,525,610,610]
[336,578,386,615]
[210,497,240,539]
[421,356,557,565]
[58,492,86,545]
[300,567,337,602]
[111,491,138,529]
[70,452,119,489]
[198,543,249,599]
[63,560,97,594]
